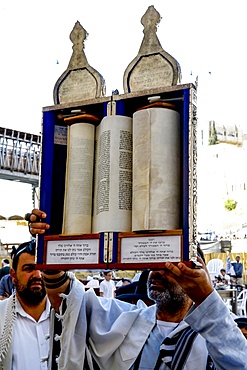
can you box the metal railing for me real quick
[0,127,41,186]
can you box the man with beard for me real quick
[27,209,247,370]
[142,269,210,369]
[0,240,51,370]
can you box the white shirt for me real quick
[157,319,178,338]
[12,298,50,370]
[220,273,231,283]
[99,279,116,298]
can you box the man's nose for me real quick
[32,269,42,278]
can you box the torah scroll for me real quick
[132,107,181,231]
[62,122,95,234]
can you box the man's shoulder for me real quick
[0,274,10,282]
[0,297,8,305]
[0,297,9,310]
[0,266,10,275]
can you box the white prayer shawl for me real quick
[57,274,156,370]
[2,277,247,370]
[58,275,247,370]
[58,278,206,370]
[128,323,209,370]
[0,293,16,370]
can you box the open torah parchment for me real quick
[62,107,180,235]
[62,122,95,234]
[62,116,132,234]
[132,107,181,231]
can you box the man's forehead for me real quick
[18,252,35,265]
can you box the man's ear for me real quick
[10,267,16,284]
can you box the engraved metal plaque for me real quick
[46,239,99,264]
[120,235,181,263]
[123,6,181,93]
[53,21,105,104]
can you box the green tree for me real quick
[224,199,237,211]
[208,121,218,145]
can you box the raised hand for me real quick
[164,257,214,306]
[25,209,50,235]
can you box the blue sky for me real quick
[0,0,247,217]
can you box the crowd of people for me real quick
[206,253,244,291]
[0,209,246,369]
